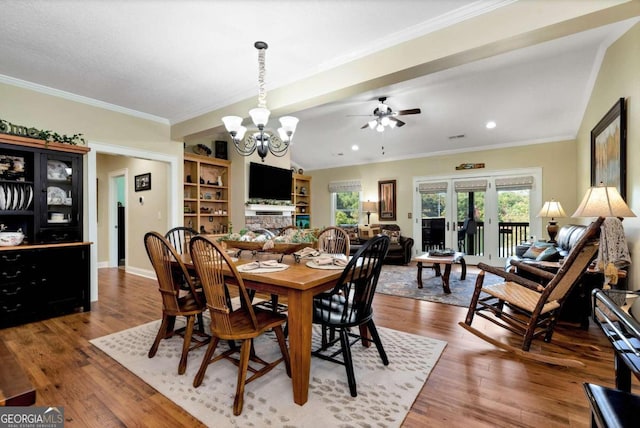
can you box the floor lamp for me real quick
[537,199,566,243]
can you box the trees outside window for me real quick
[334,191,360,225]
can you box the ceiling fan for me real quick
[359,97,421,132]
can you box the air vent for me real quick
[448,134,465,140]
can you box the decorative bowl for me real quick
[0,231,25,246]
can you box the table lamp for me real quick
[572,183,635,218]
[572,183,635,296]
[537,199,566,243]
[362,201,377,225]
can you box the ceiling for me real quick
[1,1,638,171]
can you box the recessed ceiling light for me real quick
[352,145,359,151]
[486,121,496,129]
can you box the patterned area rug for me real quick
[377,264,503,307]
[90,319,446,428]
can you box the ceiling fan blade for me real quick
[361,123,370,129]
[391,117,406,127]
[396,108,421,115]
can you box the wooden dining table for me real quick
[181,253,342,406]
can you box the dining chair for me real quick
[316,226,350,256]
[188,235,291,416]
[165,226,198,256]
[312,234,390,397]
[143,231,209,375]
[459,216,604,367]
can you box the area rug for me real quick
[377,264,503,307]
[90,319,446,428]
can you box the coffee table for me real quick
[413,251,466,294]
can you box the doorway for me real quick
[413,168,542,266]
[109,171,127,267]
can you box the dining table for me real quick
[181,252,343,406]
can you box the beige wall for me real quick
[575,21,640,289]
[310,140,577,235]
[96,154,170,269]
[0,82,182,287]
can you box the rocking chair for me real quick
[459,216,604,367]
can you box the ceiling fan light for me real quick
[376,123,384,132]
[388,120,397,128]
[380,116,390,126]
[368,120,377,129]
[249,107,270,128]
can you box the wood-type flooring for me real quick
[0,267,637,427]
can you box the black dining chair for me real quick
[311,234,390,397]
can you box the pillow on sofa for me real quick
[535,246,560,261]
[381,229,400,244]
[522,242,554,259]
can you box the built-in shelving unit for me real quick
[291,173,311,228]
[183,153,231,234]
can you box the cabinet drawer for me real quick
[37,228,81,243]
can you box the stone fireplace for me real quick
[244,204,295,231]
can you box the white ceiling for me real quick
[1,1,637,171]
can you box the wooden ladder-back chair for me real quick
[188,235,291,416]
[317,226,350,256]
[143,231,209,375]
[312,234,390,397]
[459,217,604,367]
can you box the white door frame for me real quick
[412,167,542,266]
[86,142,179,303]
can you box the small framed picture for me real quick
[135,172,151,192]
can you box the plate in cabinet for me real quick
[47,186,67,205]
[47,160,70,180]
[0,184,5,210]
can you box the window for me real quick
[334,191,360,225]
[328,180,362,226]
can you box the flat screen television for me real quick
[248,162,292,201]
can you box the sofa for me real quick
[508,223,588,267]
[343,224,414,265]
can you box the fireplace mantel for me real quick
[244,204,296,216]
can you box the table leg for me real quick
[459,257,467,280]
[417,262,424,288]
[286,289,313,405]
[442,264,452,294]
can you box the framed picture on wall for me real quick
[135,172,151,192]
[591,97,626,199]
[378,179,396,221]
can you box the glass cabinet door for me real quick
[40,152,80,229]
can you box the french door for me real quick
[413,169,542,266]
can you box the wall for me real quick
[575,21,640,289]
[96,154,169,268]
[310,139,577,235]
[0,82,182,299]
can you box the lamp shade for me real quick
[537,200,566,220]
[363,201,377,213]
[572,184,635,218]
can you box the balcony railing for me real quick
[423,220,530,258]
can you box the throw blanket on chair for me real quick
[596,217,631,287]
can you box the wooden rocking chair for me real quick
[459,216,604,367]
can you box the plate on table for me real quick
[47,160,70,180]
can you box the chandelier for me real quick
[222,41,299,161]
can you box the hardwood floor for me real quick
[0,266,636,427]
